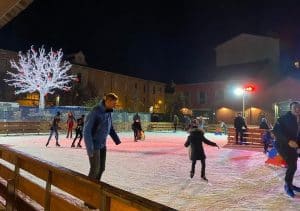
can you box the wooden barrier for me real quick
[0,122,48,135]
[148,122,176,131]
[205,124,225,133]
[0,145,175,210]
[227,127,266,146]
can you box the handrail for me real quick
[0,145,175,211]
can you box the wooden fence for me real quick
[0,122,52,135]
[0,145,175,211]
[227,127,266,146]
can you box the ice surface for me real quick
[0,131,300,210]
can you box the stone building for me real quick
[176,33,281,125]
[0,49,166,113]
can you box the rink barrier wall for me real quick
[0,121,185,134]
[148,122,184,131]
[0,145,175,211]
[227,127,266,146]
[0,121,226,134]
[0,121,152,135]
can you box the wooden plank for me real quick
[0,163,14,180]
[102,183,175,211]
[110,197,139,211]
[50,193,82,211]
[0,180,36,211]
[51,171,102,207]
[18,175,45,206]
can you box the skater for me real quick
[133,112,141,122]
[46,111,61,147]
[66,111,75,138]
[273,101,300,197]
[234,112,247,144]
[262,130,274,154]
[132,119,143,141]
[83,93,121,209]
[184,126,219,181]
[197,116,205,130]
[259,117,270,130]
[220,121,228,135]
[84,93,121,179]
[71,114,85,148]
[173,114,179,132]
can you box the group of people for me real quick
[233,103,300,198]
[46,92,300,209]
[46,111,85,148]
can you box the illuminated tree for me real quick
[5,46,75,109]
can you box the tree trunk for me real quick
[39,92,45,109]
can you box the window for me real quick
[184,92,191,106]
[144,85,146,93]
[215,90,224,101]
[198,91,206,104]
[135,83,137,89]
[153,86,156,94]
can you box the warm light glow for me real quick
[158,100,162,104]
[244,85,255,92]
[180,107,192,115]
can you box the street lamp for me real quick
[234,85,255,119]
[234,87,246,118]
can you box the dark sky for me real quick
[0,0,300,83]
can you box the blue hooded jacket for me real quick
[83,100,121,157]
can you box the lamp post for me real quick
[234,85,255,119]
[234,87,246,118]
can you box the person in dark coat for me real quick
[273,101,300,197]
[132,119,143,141]
[259,117,270,130]
[71,114,85,148]
[184,127,219,181]
[173,114,179,132]
[133,113,141,122]
[234,112,247,144]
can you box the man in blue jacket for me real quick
[273,101,300,197]
[84,93,121,182]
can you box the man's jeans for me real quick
[88,147,107,181]
[46,127,59,144]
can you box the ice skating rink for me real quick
[0,131,300,210]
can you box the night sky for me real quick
[0,0,300,83]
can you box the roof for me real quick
[0,0,33,28]
[215,33,279,50]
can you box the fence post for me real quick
[44,170,52,211]
[6,157,20,210]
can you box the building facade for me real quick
[71,65,166,113]
[176,33,282,125]
[0,49,166,113]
